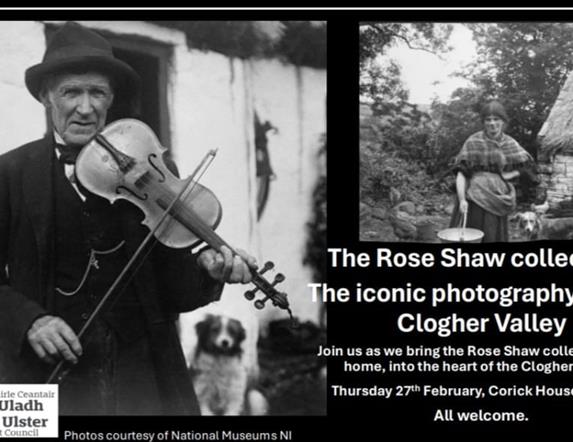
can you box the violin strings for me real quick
[129,169,287,309]
[137,173,279,292]
[137,171,226,250]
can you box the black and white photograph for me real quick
[0,20,326,419]
[9,9,573,439]
[360,22,573,243]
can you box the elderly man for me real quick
[0,22,255,415]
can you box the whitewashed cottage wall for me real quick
[0,21,46,149]
[0,21,326,332]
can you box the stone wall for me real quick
[538,153,573,214]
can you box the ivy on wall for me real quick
[304,135,326,283]
[277,21,326,69]
[148,21,326,69]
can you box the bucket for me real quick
[437,210,484,243]
[437,227,484,243]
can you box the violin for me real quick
[75,118,291,316]
[43,118,293,385]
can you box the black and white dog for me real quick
[191,314,268,416]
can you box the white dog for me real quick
[190,313,268,416]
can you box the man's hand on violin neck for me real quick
[198,245,257,284]
[27,315,82,365]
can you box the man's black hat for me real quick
[25,21,140,101]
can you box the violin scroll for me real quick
[251,273,284,309]
[244,261,294,323]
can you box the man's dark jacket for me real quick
[0,136,221,414]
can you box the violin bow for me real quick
[46,149,217,384]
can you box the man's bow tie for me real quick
[56,144,82,165]
[55,143,90,198]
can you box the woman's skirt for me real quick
[450,198,508,243]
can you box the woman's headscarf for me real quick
[480,100,509,123]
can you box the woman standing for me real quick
[450,101,534,242]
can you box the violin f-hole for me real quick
[148,153,166,183]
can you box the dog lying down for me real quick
[191,314,269,416]
[512,204,573,240]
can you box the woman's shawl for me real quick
[452,131,533,175]
[466,172,516,217]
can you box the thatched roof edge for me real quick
[539,69,573,155]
